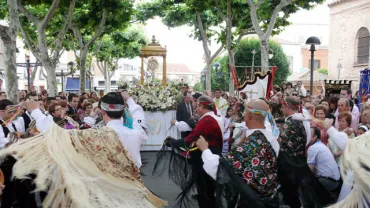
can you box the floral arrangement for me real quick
[126,79,184,111]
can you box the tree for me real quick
[215,38,290,88]
[211,56,230,91]
[0,0,19,103]
[246,0,324,71]
[95,28,147,92]
[17,0,76,96]
[136,0,223,92]
[193,81,204,92]
[317,68,328,75]
[69,0,134,92]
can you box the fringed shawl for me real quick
[329,131,370,208]
[0,123,166,208]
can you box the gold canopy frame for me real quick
[140,36,167,85]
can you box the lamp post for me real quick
[213,62,223,77]
[305,36,321,96]
[25,55,30,92]
[60,62,74,92]
[201,69,207,90]
[16,54,42,91]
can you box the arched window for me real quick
[356,27,370,64]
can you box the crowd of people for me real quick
[166,83,369,207]
[0,81,368,207]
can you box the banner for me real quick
[141,110,180,151]
[238,70,272,100]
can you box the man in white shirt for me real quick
[307,127,340,192]
[196,99,280,207]
[213,89,228,117]
[334,88,359,127]
[335,98,358,129]
[27,93,145,168]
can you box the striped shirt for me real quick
[307,140,340,180]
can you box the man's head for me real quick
[68,93,79,109]
[0,99,15,120]
[81,92,88,99]
[184,92,191,104]
[310,127,321,145]
[181,84,189,94]
[190,92,202,110]
[214,89,221,99]
[337,98,350,113]
[281,96,300,116]
[0,92,7,101]
[196,95,214,116]
[27,93,39,102]
[297,81,302,88]
[340,87,352,99]
[244,99,269,128]
[100,92,124,123]
[19,90,26,99]
[45,97,57,111]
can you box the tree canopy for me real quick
[212,38,290,91]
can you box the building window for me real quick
[98,81,105,86]
[356,27,370,65]
[309,60,321,70]
[111,80,117,86]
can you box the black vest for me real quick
[0,120,17,138]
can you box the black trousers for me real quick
[193,167,216,208]
[0,157,40,208]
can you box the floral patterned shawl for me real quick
[224,130,278,198]
[0,123,166,208]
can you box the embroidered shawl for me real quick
[0,124,166,208]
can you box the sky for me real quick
[142,0,330,73]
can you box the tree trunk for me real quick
[103,62,111,93]
[30,62,39,87]
[43,62,58,95]
[228,50,235,95]
[261,39,269,72]
[0,0,19,103]
[79,50,87,93]
[205,62,211,91]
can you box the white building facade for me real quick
[328,0,370,90]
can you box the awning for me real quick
[66,77,89,92]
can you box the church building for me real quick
[328,0,370,91]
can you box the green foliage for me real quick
[211,56,230,91]
[193,81,204,92]
[71,0,134,42]
[94,27,148,71]
[317,68,328,75]
[215,38,290,87]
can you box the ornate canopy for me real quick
[140,36,167,85]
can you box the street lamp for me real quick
[306,36,321,96]
[213,62,223,77]
[16,53,42,91]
